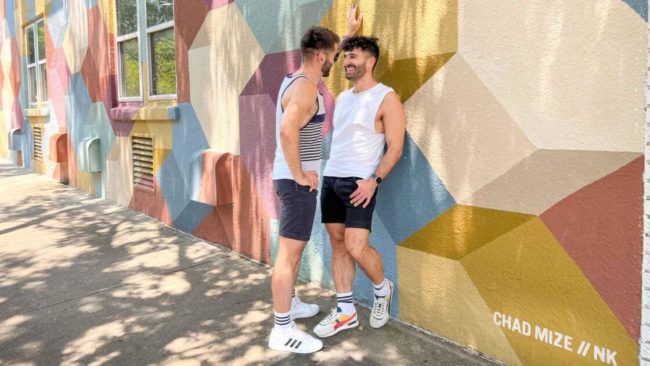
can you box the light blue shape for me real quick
[623,0,648,21]
[172,104,210,197]
[157,154,189,221]
[24,0,36,21]
[5,0,15,37]
[173,200,213,233]
[42,101,60,163]
[375,133,456,244]
[85,0,97,9]
[78,137,102,172]
[22,122,33,169]
[47,0,69,49]
[18,56,29,110]
[235,0,333,53]
[84,103,115,160]
[270,219,280,263]
[49,0,67,13]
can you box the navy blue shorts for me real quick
[273,179,317,241]
[320,176,376,231]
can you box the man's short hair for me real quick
[341,36,380,67]
[300,26,340,58]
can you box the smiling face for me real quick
[343,48,375,81]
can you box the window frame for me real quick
[25,18,47,106]
[146,19,176,100]
[114,0,177,102]
[115,0,144,102]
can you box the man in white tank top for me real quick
[313,36,406,338]
[268,6,362,354]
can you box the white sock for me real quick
[273,310,294,332]
[373,279,390,297]
[337,291,356,314]
[291,289,301,308]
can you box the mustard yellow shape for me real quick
[401,205,534,260]
[398,246,523,366]
[320,0,458,99]
[461,218,638,366]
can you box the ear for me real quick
[367,56,376,69]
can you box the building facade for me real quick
[0,1,647,365]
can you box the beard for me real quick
[344,63,366,81]
[321,59,334,77]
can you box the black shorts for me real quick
[320,176,376,231]
[274,179,317,241]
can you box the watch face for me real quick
[375,176,382,185]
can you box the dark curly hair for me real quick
[300,26,340,58]
[341,36,380,68]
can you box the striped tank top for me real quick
[272,74,325,180]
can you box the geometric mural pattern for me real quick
[0,0,646,365]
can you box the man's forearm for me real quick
[373,145,402,180]
[280,130,304,181]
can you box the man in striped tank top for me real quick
[313,36,405,338]
[267,23,350,354]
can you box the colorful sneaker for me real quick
[268,324,323,354]
[313,307,358,338]
[291,300,320,320]
[369,279,394,328]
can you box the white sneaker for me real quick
[369,279,394,329]
[313,307,359,338]
[291,300,320,320]
[268,325,323,354]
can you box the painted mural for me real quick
[0,0,646,364]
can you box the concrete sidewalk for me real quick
[0,162,501,366]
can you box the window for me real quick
[25,19,47,105]
[116,0,176,100]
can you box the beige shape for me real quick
[461,149,641,214]
[398,246,522,366]
[188,5,265,154]
[404,54,536,202]
[62,0,89,73]
[459,0,645,152]
[105,136,133,207]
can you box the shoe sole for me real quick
[268,342,323,354]
[292,308,320,320]
[369,280,394,329]
[314,318,359,338]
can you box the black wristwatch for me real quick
[371,173,382,185]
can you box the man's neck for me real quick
[294,65,321,86]
[352,76,378,93]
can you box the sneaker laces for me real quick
[372,296,387,319]
[321,308,339,324]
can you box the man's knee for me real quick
[344,238,367,260]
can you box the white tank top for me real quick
[272,74,325,180]
[324,83,393,179]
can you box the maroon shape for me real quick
[240,49,302,102]
[129,177,174,226]
[239,94,279,219]
[193,157,271,264]
[541,156,643,341]
[81,6,115,110]
[175,0,209,49]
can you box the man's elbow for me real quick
[388,144,403,158]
